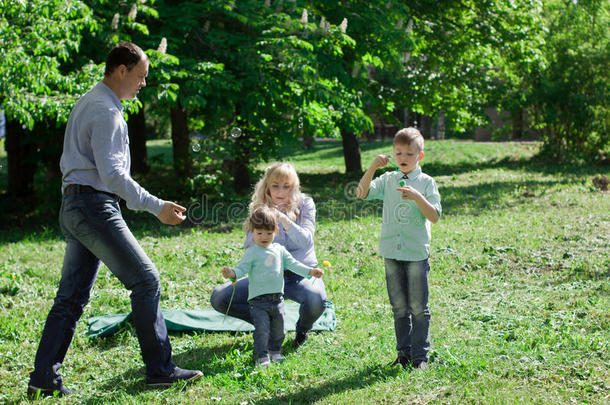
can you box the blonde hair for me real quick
[245,162,303,231]
[394,127,424,153]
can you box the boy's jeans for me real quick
[384,258,431,363]
[249,293,285,360]
[29,192,174,389]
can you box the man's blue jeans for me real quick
[29,193,175,389]
[384,258,431,363]
[211,273,326,334]
[249,294,285,360]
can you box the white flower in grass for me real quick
[111,13,119,30]
[157,37,167,54]
[128,4,137,20]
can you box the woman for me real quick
[211,162,327,348]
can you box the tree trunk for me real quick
[303,133,314,149]
[341,129,362,173]
[421,115,432,139]
[512,108,524,140]
[5,119,37,198]
[128,104,149,174]
[170,101,192,177]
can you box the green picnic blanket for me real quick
[87,301,336,339]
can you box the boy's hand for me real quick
[397,185,422,201]
[309,268,324,278]
[222,267,236,279]
[372,154,390,169]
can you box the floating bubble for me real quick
[298,123,303,129]
[191,143,201,153]
[298,117,303,123]
[230,127,242,138]
[258,140,263,145]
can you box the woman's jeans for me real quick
[211,273,327,334]
[29,193,174,389]
[384,258,431,363]
[249,294,285,359]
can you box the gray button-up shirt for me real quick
[60,82,164,216]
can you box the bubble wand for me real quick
[388,155,407,187]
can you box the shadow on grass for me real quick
[81,339,246,403]
[0,174,588,246]
[253,363,401,405]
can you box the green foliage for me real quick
[493,0,609,162]
[0,0,100,128]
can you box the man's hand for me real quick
[157,201,186,225]
[222,267,236,279]
[309,268,324,278]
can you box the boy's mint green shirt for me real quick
[232,243,312,300]
[365,166,442,261]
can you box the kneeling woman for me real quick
[211,162,327,347]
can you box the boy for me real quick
[356,127,441,370]
[222,206,324,367]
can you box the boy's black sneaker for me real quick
[293,331,309,349]
[145,367,203,387]
[390,355,411,369]
[27,384,79,398]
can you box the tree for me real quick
[0,0,98,199]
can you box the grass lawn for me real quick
[0,139,608,404]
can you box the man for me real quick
[27,42,202,398]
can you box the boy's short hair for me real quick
[248,206,278,231]
[394,127,424,152]
[105,42,147,77]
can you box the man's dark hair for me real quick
[104,42,147,77]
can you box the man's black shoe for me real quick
[390,355,411,369]
[293,331,309,349]
[27,384,79,398]
[146,367,203,387]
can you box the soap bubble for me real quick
[191,142,201,153]
[230,127,242,138]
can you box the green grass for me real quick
[0,139,608,404]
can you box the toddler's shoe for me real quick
[293,331,308,348]
[412,361,428,370]
[256,356,271,367]
[269,351,286,363]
